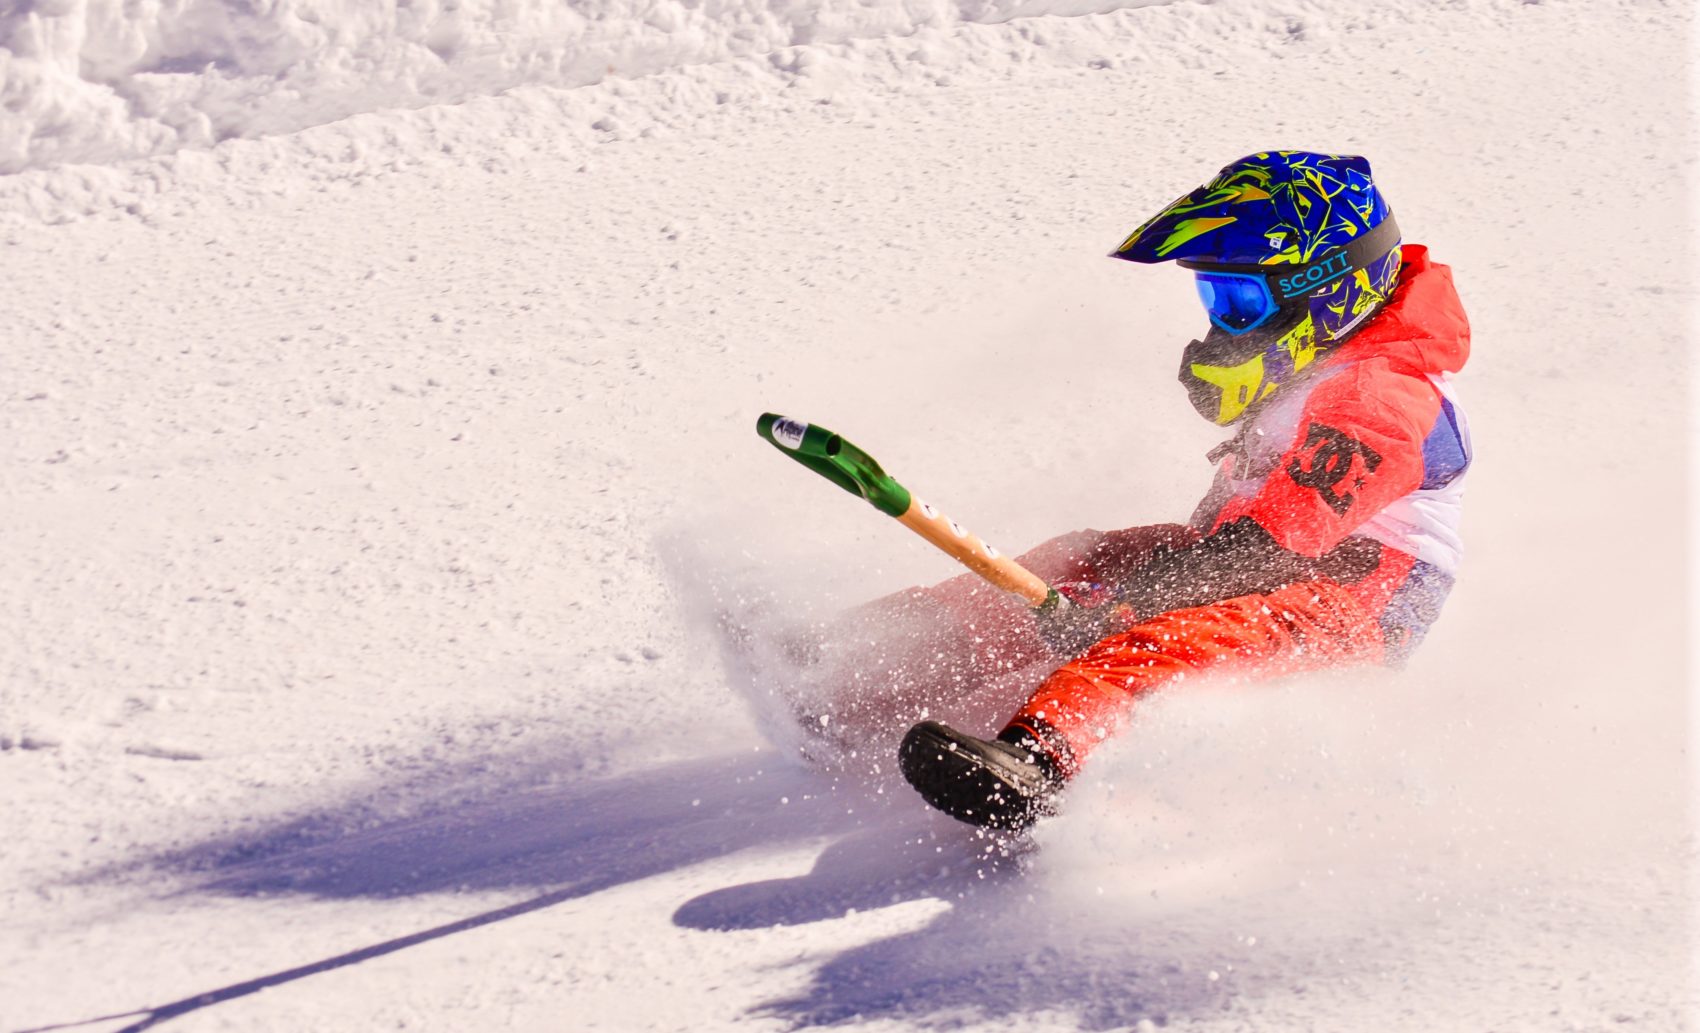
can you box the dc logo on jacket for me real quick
[1287,423,1384,516]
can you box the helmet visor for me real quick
[1193,271,1279,334]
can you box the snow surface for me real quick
[2,0,1695,1030]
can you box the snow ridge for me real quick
[0,0,1177,177]
[0,0,1285,226]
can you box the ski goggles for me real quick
[1179,214,1401,335]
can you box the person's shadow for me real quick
[672,815,1242,1031]
[673,818,1028,931]
[21,747,870,1033]
[22,738,1261,1033]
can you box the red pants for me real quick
[824,524,1425,775]
[1005,576,1391,776]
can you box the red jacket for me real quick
[1205,245,1472,558]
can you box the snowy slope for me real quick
[2,0,1694,1030]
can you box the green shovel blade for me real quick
[756,414,913,517]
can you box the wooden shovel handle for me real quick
[896,498,1052,607]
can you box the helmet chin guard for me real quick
[1180,313,1314,426]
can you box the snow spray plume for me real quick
[755,413,1057,608]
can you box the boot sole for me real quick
[899,721,1046,830]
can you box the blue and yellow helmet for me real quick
[1112,151,1404,425]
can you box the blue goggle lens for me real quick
[1194,272,1279,334]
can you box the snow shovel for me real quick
[755,413,1060,609]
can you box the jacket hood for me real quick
[1332,244,1470,376]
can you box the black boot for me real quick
[899,720,1063,830]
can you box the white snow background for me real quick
[1,0,1694,1030]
